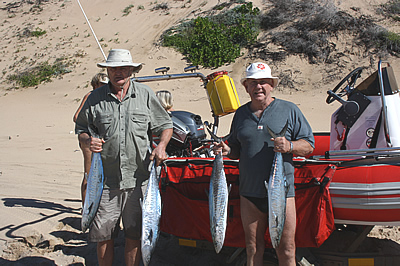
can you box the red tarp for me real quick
[159,159,336,248]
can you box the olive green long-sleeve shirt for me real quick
[75,81,172,189]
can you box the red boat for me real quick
[312,133,400,226]
[138,61,400,265]
[310,61,400,227]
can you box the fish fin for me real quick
[264,180,268,191]
[284,178,289,197]
[88,203,93,213]
[149,229,153,244]
[155,165,162,181]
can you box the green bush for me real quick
[162,2,260,68]
[164,17,241,68]
[380,31,400,54]
[7,58,72,88]
[123,4,134,16]
[31,28,46,37]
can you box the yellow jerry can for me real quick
[206,71,241,117]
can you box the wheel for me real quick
[326,67,363,104]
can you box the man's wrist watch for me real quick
[288,141,293,153]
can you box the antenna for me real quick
[76,0,107,60]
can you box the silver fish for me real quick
[266,123,289,249]
[209,152,230,253]
[141,162,162,266]
[81,152,104,233]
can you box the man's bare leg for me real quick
[97,239,114,266]
[240,196,268,266]
[125,238,141,266]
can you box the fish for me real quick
[141,162,162,266]
[81,152,104,233]
[265,122,289,249]
[209,152,230,253]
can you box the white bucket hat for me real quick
[97,49,142,71]
[241,62,279,87]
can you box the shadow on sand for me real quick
[1,197,81,240]
[0,197,248,265]
[0,197,95,264]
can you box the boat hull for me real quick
[310,133,400,226]
[330,163,400,226]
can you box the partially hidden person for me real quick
[73,72,109,207]
[156,90,174,112]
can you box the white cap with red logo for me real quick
[241,62,279,87]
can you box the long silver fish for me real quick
[265,123,289,249]
[141,162,162,266]
[209,152,230,253]
[81,152,104,233]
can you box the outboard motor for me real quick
[163,111,207,157]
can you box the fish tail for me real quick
[267,120,289,138]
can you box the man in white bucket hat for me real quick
[97,49,143,69]
[215,62,314,265]
[75,49,172,266]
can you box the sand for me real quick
[0,0,399,265]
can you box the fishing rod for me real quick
[75,0,107,60]
[76,0,134,92]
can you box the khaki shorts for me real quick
[88,183,146,242]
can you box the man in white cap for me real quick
[75,49,172,266]
[214,62,314,265]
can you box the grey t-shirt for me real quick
[75,81,172,189]
[227,98,315,198]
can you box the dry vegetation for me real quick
[247,0,400,89]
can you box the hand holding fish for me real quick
[90,137,105,153]
[150,128,173,166]
[150,145,168,166]
[271,136,292,154]
[271,138,314,157]
[212,141,230,156]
